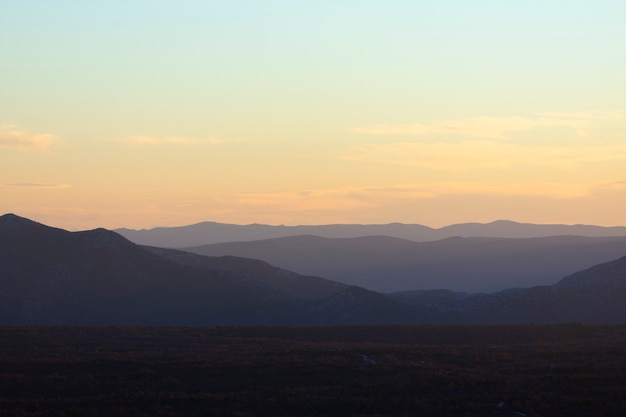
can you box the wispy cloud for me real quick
[353,112,626,139]
[234,181,593,216]
[112,135,224,146]
[4,183,70,189]
[235,188,378,212]
[594,180,626,191]
[344,140,626,171]
[0,124,58,150]
[540,111,626,120]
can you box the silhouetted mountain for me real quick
[115,219,626,248]
[391,256,626,324]
[0,214,387,325]
[185,234,626,292]
[144,246,347,299]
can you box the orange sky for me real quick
[2,2,626,230]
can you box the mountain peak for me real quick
[489,219,521,225]
[76,227,138,250]
[0,213,46,230]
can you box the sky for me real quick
[2,1,626,230]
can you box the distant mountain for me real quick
[115,219,626,248]
[115,222,434,248]
[184,234,626,293]
[391,255,626,324]
[0,214,402,325]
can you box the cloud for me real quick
[0,124,58,150]
[235,188,378,212]
[233,181,593,217]
[113,135,223,145]
[540,111,626,120]
[593,180,626,191]
[352,112,626,139]
[4,183,70,189]
[343,140,626,171]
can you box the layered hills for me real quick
[115,219,626,248]
[2,214,626,325]
[184,234,626,292]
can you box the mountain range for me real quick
[2,213,626,325]
[184,234,626,292]
[115,219,626,248]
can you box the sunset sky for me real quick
[2,1,626,230]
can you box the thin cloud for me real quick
[113,135,223,145]
[0,124,58,150]
[234,181,592,216]
[4,183,70,189]
[352,112,625,139]
[236,188,378,211]
[594,180,626,191]
[540,111,626,120]
[375,182,593,199]
[344,140,626,171]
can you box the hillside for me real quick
[391,255,626,324]
[184,234,626,292]
[0,214,405,325]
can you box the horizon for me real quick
[3,212,626,233]
[2,2,626,231]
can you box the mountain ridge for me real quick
[185,234,626,293]
[391,255,626,324]
[115,219,626,248]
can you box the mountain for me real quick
[115,222,436,248]
[438,219,626,239]
[184,234,626,293]
[143,246,347,300]
[115,219,626,248]
[0,214,405,325]
[391,255,626,324]
[3,214,626,325]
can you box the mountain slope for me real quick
[184,234,626,292]
[391,256,626,324]
[144,246,347,299]
[0,214,378,325]
[0,215,301,324]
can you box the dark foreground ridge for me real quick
[0,214,404,325]
[2,213,626,325]
[1,325,625,417]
